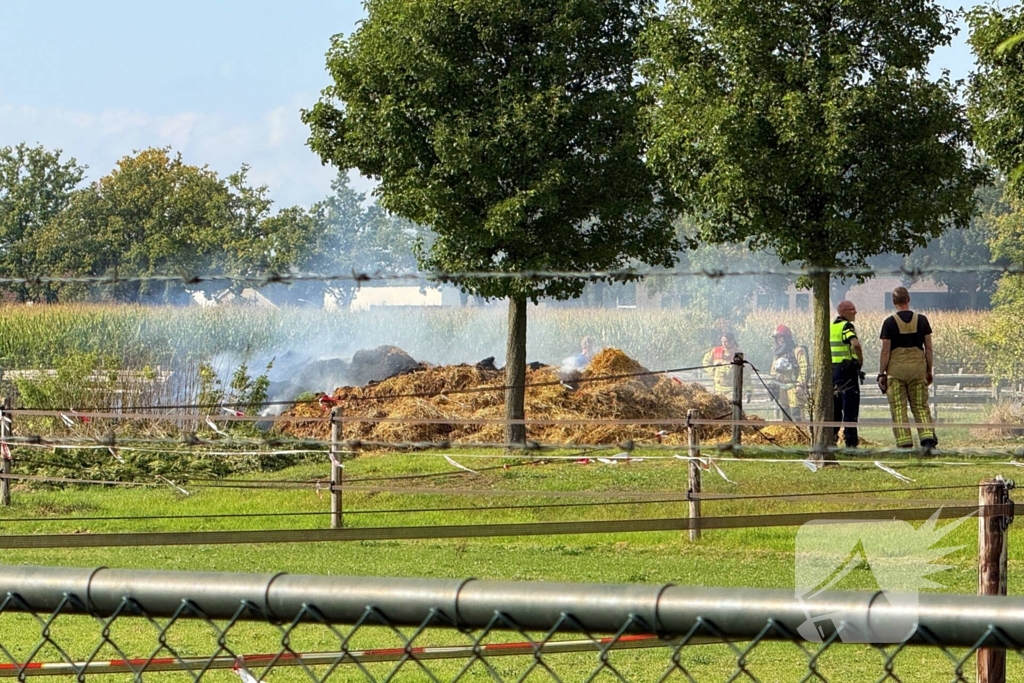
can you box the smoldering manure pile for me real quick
[281,348,737,447]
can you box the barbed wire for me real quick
[0,504,992,550]
[0,460,987,499]
[2,430,1024,455]
[2,263,1024,287]
[0,362,725,414]
[6,435,1022,463]
[4,409,1022,432]
[5,359,1015,423]
[0,497,686,523]
[167,479,982,499]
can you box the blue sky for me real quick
[0,0,978,210]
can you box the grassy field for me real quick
[1,447,1021,681]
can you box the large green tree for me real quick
[967,8,1024,381]
[304,0,680,445]
[32,148,236,302]
[968,6,1024,199]
[0,144,85,300]
[644,0,983,452]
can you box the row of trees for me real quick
[652,180,1010,319]
[0,145,426,304]
[3,142,1005,316]
[303,0,1024,451]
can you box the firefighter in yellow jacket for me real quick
[702,331,740,395]
[770,325,809,421]
[878,287,937,450]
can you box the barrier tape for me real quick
[0,634,674,678]
[4,435,1022,460]
[0,408,1003,431]
[0,460,1009,494]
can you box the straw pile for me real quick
[282,349,734,447]
[746,421,809,447]
[973,401,1024,439]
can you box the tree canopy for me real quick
[31,148,237,302]
[304,0,681,443]
[643,0,984,451]
[968,5,1024,200]
[0,144,85,301]
[966,8,1024,380]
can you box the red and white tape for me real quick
[0,634,671,678]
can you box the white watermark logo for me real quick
[795,510,973,644]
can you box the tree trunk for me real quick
[811,271,835,459]
[505,295,528,447]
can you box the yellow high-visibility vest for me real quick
[830,320,854,364]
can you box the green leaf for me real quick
[996,32,1024,55]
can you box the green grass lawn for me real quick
[0,448,1020,681]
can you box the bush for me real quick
[7,351,301,482]
[978,275,1024,381]
[978,401,1024,438]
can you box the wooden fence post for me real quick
[330,407,342,529]
[1,397,9,507]
[978,477,1013,683]
[687,409,701,541]
[731,353,744,447]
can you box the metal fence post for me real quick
[731,353,744,446]
[1,397,9,507]
[687,409,701,541]
[978,477,1013,683]
[330,406,342,529]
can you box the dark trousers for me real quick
[832,365,860,448]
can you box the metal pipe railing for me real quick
[3,566,1023,648]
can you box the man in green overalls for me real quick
[878,287,937,450]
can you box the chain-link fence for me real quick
[0,566,1021,681]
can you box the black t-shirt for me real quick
[880,310,932,350]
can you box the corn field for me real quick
[0,303,998,376]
